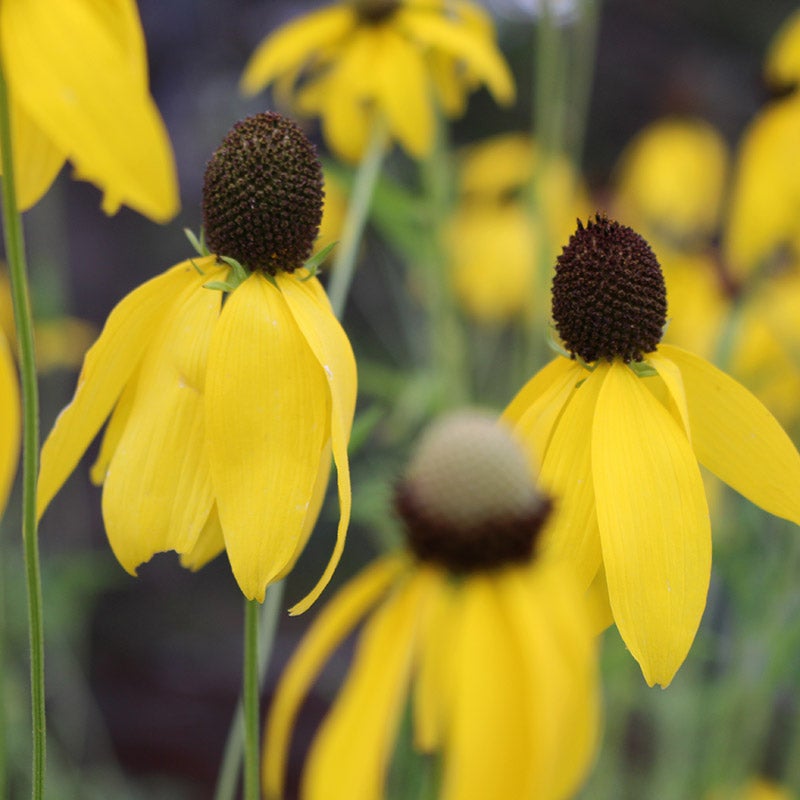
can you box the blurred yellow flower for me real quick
[504,217,800,686]
[0,328,19,517]
[0,0,178,221]
[241,0,515,162]
[447,134,590,323]
[37,114,357,613]
[706,777,796,800]
[264,412,598,800]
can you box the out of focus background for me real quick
[4,1,800,798]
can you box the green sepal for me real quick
[204,256,251,294]
[184,227,209,257]
[301,241,338,280]
[628,360,658,378]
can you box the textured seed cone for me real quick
[202,112,324,274]
[395,410,551,572]
[353,0,400,23]
[552,214,668,363]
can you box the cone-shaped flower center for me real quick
[202,112,324,274]
[395,411,551,572]
[352,0,401,24]
[552,214,667,363]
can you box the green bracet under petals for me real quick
[101,274,222,573]
[277,272,357,615]
[206,273,329,602]
[440,576,531,800]
[647,353,692,439]
[662,344,800,525]
[263,556,405,799]
[593,361,711,687]
[0,331,20,515]
[538,364,605,588]
[506,358,582,466]
[180,504,226,572]
[302,571,429,800]
[37,259,208,519]
[1,0,178,220]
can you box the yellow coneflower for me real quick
[264,411,599,800]
[37,113,356,613]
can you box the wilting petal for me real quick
[662,344,800,525]
[206,273,329,602]
[240,6,353,95]
[397,9,515,106]
[593,361,711,687]
[263,556,406,800]
[2,0,178,220]
[101,276,222,573]
[538,364,605,587]
[440,575,532,800]
[0,331,20,515]
[37,260,206,519]
[302,569,427,800]
[278,273,357,615]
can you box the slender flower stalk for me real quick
[0,64,45,800]
[243,598,261,800]
[327,116,390,318]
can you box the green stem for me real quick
[327,118,390,319]
[243,597,263,800]
[0,64,45,800]
[215,582,284,800]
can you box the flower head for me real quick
[504,216,800,686]
[264,410,598,800]
[0,328,19,518]
[37,113,356,612]
[0,0,178,220]
[240,0,515,162]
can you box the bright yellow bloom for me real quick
[37,113,357,612]
[0,0,178,221]
[264,412,598,800]
[241,0,515,162]
[447,134,590,323]
[504,216,800,687]
[0,328,19,517]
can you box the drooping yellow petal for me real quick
[37,260,206,519]
[101,275,222,573]
[263,555,406,800]
[302,568,428,800]
[501,565,598,800]
[538,364,606,587]
[4,100,65,211]
[278,273,357,615]
[397,8,515,107]
[648,352,691,438]
[662,344,800,525]
[180,504,225,571]
[504,357,582,461]
[240,6,354,95]
[765,9,800,88]
[206,273,330,602]
[0,331,20,515]
[593,361,711,687]
[412,566,454,752]
[2,0,179,220]
[440,575,532,800]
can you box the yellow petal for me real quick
[263,555,405,800]
[593,361,711,687]
[538,364,606,587]
[0,331,20,515]
[206,274,330,602]
[240,6,354,95]
[3,100,65,211]
[2,0,179,220]
[397,7,515,107]
[662,344,800,525]
[440,575,532,800]
[302,569,429,800]
[648,351,691,438]
[37,260,205,519]
[101,275,222,573]
[765,9,800,88]
[180,504,226,571]
[277,273,357,615]
[503,356,578,424]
